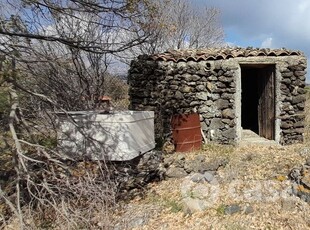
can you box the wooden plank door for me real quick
[258,67,275,140]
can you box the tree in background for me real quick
[0,0,155,109]
[0,0,224,228]
[0,1,159,228]
[0,0,155,53]
[155,0,224,49]
[120,0,224,62]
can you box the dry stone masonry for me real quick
[128,48,307,145]
[280,64,307,144]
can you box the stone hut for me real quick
[128,48,307,145]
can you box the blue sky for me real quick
[193,0,310,80]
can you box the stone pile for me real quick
[111,150,163,198]
[289,158,310,203]
[111,151,229,199]
[162,153,228,178]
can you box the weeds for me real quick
[163,199,183,213]
[215,204,226,215]
[202,143,234,159]
[143,191,182,213]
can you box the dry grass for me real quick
[2,93,310,230]
[111,93,310,230]
[114,144,310,230]
[304,89,310,144]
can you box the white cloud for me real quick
[193,0,310,81]
[261,37,273,48]
[195,0,310,49]
[297,1,310,13]
[225,42,237,47]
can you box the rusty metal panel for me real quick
[171,113,202,152]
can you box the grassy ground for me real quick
[110,94,310,230]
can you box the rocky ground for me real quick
[2,94,310,229]
[110,143,310,230]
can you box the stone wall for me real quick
[279,59,307,144]
[128,52,307,145]
[129,58,237,144]
[112,150,163,198]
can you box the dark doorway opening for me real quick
[241,64,275,140]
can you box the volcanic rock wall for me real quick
[128,48,307,145]
[279,59,307,144]
[128,58,236,144]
